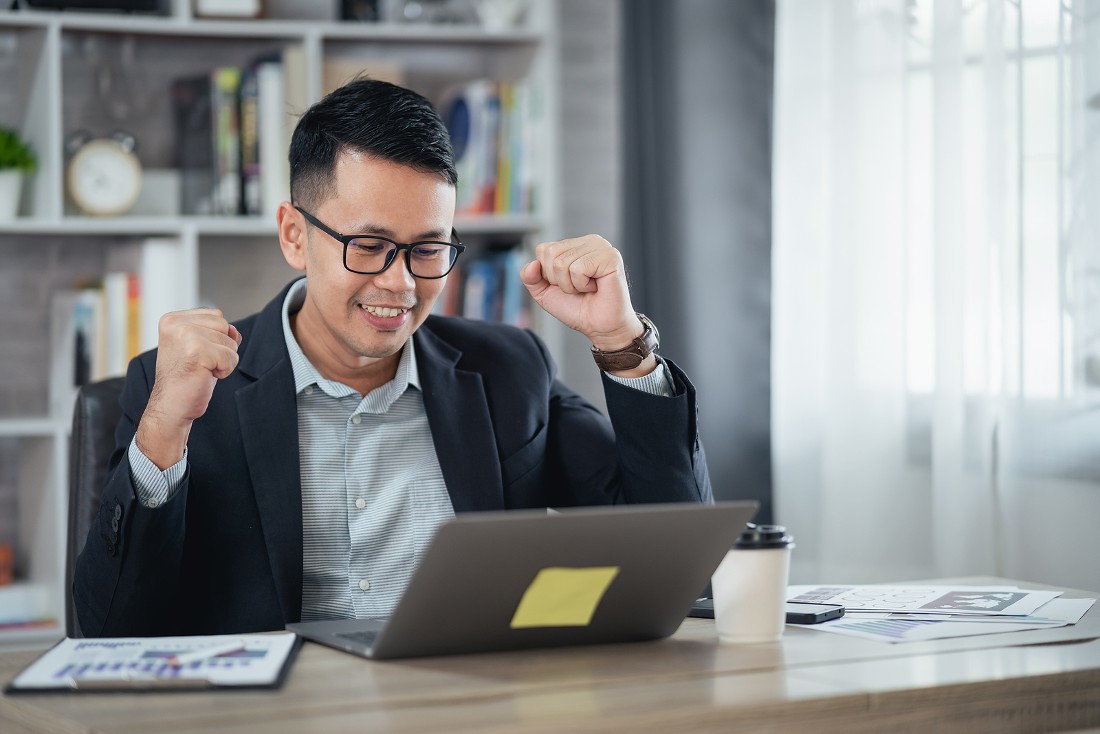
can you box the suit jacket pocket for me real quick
[500,422,547,487]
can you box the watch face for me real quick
[67,139,143,216]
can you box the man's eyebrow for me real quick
[348,223,450,241]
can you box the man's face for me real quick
[289,151,456,371]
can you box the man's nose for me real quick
[372,249,416,290]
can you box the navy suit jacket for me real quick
[74,279,712,637]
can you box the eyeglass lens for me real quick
[346,238,459,277]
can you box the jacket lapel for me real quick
[415,325,505,512]
[234,282,303,624]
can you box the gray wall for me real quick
[555,0,623,408]
[622,0,775,519]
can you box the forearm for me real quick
[134,405,192,470]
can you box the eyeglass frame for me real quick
[294,205,466,279]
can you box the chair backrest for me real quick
[66,376,126,638]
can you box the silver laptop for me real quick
[286,501,758,660]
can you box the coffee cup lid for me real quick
[734,523,794,549]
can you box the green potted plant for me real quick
[0,125,37,220]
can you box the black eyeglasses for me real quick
[295,206,466,279]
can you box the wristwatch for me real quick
[590,313,660,372]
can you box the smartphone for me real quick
[688,598,715,618]
[785,602,844,624]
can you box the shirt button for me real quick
[145,498,159,508]
[304,386,314,395]
[355,498,366,509]
[359,579,370,591]
[351,415,362,425]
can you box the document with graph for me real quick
[786,584,1094,643]
[5,633,300,692]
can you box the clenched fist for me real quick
[520,235,654,377]
[135,308,242,470]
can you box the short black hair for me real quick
[289,78,457,211]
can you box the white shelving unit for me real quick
[0,0,561,648]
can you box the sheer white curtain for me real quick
[774,0,1100,590]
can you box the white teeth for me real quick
[361,305,408,318]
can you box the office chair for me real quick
[65,376,125,638]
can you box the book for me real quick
[494,83,513,214]
[102,271,129,377]
[462,257,497,321]
[256,60,288,218]
[435,248,528,325]
[126,273,141,361]
[517,82,541,213]
[508,82,537,213]
[56,273,141,391]
[48,290,79,422]
[239,65,262,216]
[101,238,183,353]
[443,80,538,216]
[135,238,182,351]
[73,286,106,383]
[463,256,509,322]
[444,80,496,214]
[212,66,243,216]
[172,74,215,215]
[479,84,502,214]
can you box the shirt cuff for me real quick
[128,437,187,509]
[604,356,675,397]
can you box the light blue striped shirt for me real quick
[129,278,673,620]
[279,280,454,620]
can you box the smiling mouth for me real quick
[360,304,410,318]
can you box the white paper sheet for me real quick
[787,585,1061,616]
[789,596,1096,643]
[9,633,298,690]
[881,598,1095,625]
[797,614,1068,642]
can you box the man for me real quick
[74,79,712,637]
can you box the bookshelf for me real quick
[0,0,562,648]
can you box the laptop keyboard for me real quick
[336,630,381,646]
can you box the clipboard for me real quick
[4,633,301,694]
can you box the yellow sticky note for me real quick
[510,566,620,629]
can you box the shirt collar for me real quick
[280,278,420,399]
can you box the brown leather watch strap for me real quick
[590,313,660,372]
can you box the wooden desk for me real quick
[3,578,1100,733]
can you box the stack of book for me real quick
[442,80,542,217]
[49,272,142,420]
[171,45,307,218]
[435,248,530,328]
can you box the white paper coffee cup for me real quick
[711,524,793,644]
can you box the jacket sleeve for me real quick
[533,330,713,506]
[601,359,713,504]
[73,354,190,637]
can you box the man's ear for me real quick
[277,201,308,272]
